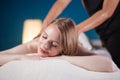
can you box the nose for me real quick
[43,41,51,50]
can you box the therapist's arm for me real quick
[34,0,71,38]
[43,0,71,27]
[77,0,120,33]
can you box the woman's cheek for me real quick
[51,50,60,56]
[37,41,42,53]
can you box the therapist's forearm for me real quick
[43,0,71,27]
[77,10,110,33]
[77,0,119,33]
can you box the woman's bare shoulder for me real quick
[26,38,39,53]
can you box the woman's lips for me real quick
[40,48,48,54]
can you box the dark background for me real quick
[0,0,99,51]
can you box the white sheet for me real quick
[0,59,120,80]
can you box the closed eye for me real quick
[41,32,47,39]
[52,42,58,47]
[42,35,47,39]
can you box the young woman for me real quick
[40,0,120,68]
[0,18,117,72]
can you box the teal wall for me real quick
[0,0,99,51]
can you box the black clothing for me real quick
[83,0,120,68]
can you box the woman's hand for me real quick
[19,53,43,60]
[0,53,46,66]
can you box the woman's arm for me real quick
[64,44,117,72]
[0,53,42,66]
[62,55,116,72]
[46,55,117,72]
[77,0,120,33]
[51,44,116,72]
[0,38,38,66]
[0,38,38,55]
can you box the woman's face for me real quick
[37,24,62,57]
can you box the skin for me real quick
[0,23,63,65]
[42,0,120,33]
[43,0,71,28]
[78,0,120,33]
[37,24,62,57]
[37,0,71,35]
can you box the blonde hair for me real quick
[50,18,79,56]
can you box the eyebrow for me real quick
[44,31,60,45]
